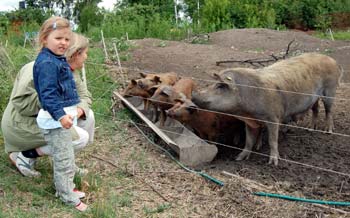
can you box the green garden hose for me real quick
[254,192,350,206]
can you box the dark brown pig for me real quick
[150,78,196,126]
[192,53,342,165]
[166,98,244,142]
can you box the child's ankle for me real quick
[75,201,88,212]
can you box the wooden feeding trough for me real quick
[114,92,218,166]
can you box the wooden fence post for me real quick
[113,42,126,88]
[101,30,109,61]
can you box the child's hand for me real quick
[77,107,85,118]
[60,114,74,129]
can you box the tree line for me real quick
[1,0,349,43]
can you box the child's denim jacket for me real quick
[33,47,80,121]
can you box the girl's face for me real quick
[43,28,71,56]
[71,48,88,70]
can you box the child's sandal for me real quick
[75,201,88,212]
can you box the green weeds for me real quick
[314,29,350,41]
[143,203,172,215]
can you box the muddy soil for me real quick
[116,28,350,215]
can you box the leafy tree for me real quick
[201,0,230,31]
[24,0,75,19]
[120,0,177,21]
[5,7,50,24]
[228,0,276,28]
[73,0,102,32]
[0,14,10,35]
[183,0,205,24]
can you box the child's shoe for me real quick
[15,152,41,177]
[73,189,86,199]
[9,152,19,166]
[75,201,88,212]
[55,189,86,199]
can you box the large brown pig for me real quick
[166,97,244,143]
[192,53,342,166]
[150,78,196,126]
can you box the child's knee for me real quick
[73,128,89,151]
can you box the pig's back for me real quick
[260,53,340,94]
[173,78,195,98]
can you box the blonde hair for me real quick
[65,33,89,61]
[38,16,71,50]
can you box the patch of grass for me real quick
[190,34,210,44]
[254,47,265,52]
[0,42,134,217]
[91,190,134,218]
[143,203,172,215]
[313,29,350,41]
[156,41,167,47]
[87,46,106,64]
[322,48,335,55]
[119,53,131,61]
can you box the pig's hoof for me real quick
[306,123,317,131]
[268,156,279,166]
[255,142,262,151]
[325,126,333,134]
[236,151,251,161]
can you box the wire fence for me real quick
[94,109,350,178]
[80,59,350,180]
[54,46,350,188]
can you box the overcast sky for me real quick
[0,0,117,12]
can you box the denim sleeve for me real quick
[34,62,66,121]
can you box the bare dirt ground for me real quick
[110,28,350,217]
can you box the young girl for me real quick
[32,16,88,212]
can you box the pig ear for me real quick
[187,103,198,114]
[215,82,230,90]
[174,93,187,103]
[212,73,224,82]
[140,72,147,78]
[161,86,173,96]
[153,76,161,84]
[178,92,187,101]
[174,98,184,104]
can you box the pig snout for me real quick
[137,80,146,89]
[192,92,207,108]
[122,89,131,97]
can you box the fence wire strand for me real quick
[94,111,350,178]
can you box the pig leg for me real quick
[151,104,159,123]
[236,124,259,161]
[322,88,337,133]
[309,100,319,130]
[255,128,263,151]
[159,109,167,126]
[322,97,335,133]
[266,122,280,166]
[143,99,148,110]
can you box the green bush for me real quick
[201,0,231,31]
[86,4,191,41]
[0,45,34,115]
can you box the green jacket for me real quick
[1,61,92,153]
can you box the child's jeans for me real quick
[42,127,80,206]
